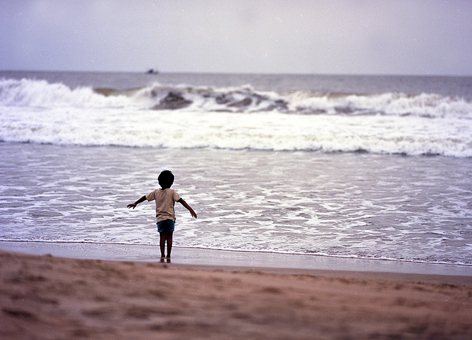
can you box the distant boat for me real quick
[146,68,158,74]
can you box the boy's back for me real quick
[146,188,181,223]
[127,170,196,259]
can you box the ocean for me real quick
[0,71,471,267]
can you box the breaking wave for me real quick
[1,78,472,157]
[2,78,472,118]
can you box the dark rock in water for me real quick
[269,99,288,111]
[334,106,355,114]
[215,94,232,104]
[253,93,268,105]
[228,97,252,108]
[152,92,192,110]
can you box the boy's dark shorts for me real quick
[157,220,175,233]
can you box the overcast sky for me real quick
[1,0,472,75]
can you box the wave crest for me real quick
[0,78,139,108]
[2,78,472,119]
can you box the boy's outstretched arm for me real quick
[178,198,197,218]
[127,195,147,209]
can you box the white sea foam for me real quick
[1,78,471,157]
[289,91,472,118]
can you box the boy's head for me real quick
[158,170,174,189]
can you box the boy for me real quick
[127,170,197,259]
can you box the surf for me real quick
[2,78,472,119]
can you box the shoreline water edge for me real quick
[1,241,471,282]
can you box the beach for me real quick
[1,71,472,339]
[1,248,472,340]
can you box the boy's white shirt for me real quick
[146,188,181,223]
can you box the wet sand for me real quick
[1,241,472,279]
[1,248,472,339]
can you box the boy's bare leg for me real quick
[159,233,166,258]
[166,231,173,258]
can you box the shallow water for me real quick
[1,142,471,266]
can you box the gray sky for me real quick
[1,0,472,75]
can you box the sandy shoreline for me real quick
[1,248,472,339]
[1,241,472,279]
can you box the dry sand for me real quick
[1,250,472,340]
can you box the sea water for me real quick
[0,71,471,266]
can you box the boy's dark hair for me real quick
[158,170,174,189]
